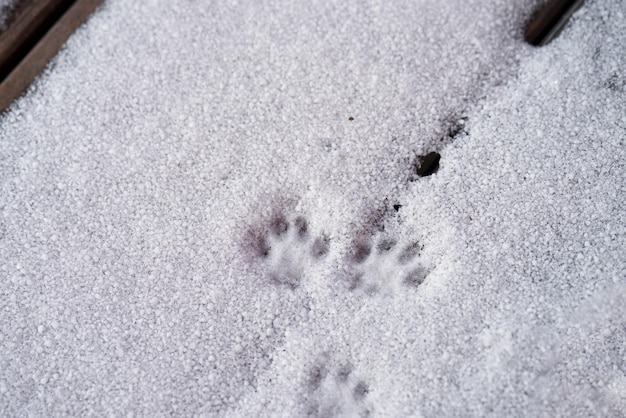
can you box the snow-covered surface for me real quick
[0,0,18,30]
[1,0,625,416]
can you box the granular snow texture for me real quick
[0,0,624,416]
[0,0,18,30]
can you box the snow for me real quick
[0,0,625,416]
[0,0,18,30]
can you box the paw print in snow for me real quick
[346,235,429,295]
[305,356,371,417]
[247,214,330,289]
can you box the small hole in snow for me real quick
[414,152,440,177]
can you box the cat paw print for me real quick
[305,356,371,417]
[246,214,330,289]
[345,235,429,295]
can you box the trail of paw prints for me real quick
[246,214,330,289]
[304,354,371,417]
[345,234,430,295]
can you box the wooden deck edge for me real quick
[0,0,103,114]
[525,0,585,46]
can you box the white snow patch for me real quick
[0,0,624,416]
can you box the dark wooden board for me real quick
[525,0,585,46]
[0,0,102,113]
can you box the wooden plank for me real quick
[525,0,585,46]
[0,0,74,81]
[0,0,33,32]
[0,0,102,113]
